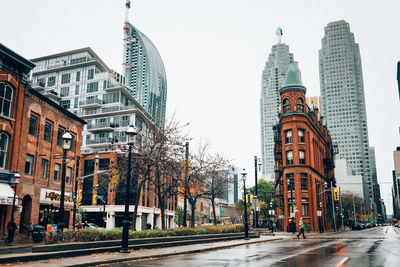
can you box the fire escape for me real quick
[273,123,284,223]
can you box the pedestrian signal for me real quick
[333,187,339,201]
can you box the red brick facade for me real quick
[275,62,335,233]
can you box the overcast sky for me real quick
[2,0,400,213]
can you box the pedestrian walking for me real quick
[6,219,17,246]
[297,218,306,239]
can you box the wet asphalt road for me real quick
[107,226,400,267]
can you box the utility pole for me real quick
[73,155,80,230]
[353,194,356,222]
[253,156,258,228]
[330,181,337,232]
[183,142,189,227]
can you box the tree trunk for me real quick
[160,198,166,230]
[132,192,140,231]
[211,198,217,225]
[190,198,196,228]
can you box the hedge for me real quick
[45,224,244,244]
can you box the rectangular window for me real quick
[66,167,72,184]
[54,163,61,182]
[300,173,307,190]
[57,128,64,146]
[88,69,94,80]
[28,115,38,136]
[285,129,292,144]
[60,100,70,109]
[286,173,294,190]
[47,76,56,86]
[43,122,52,142]
[60,87,69,97]
[286,150,293,165]
[61,73,71,84]
[40,159,49,179]
[37,78,45,86]
[87,82,98,93]
[299,150,305,164]
[302,203,309,216]
[25,154,34,175]
[74,97,78,108]
[69,134,75,152]
[298,129,305,143]
[76,71,81,82]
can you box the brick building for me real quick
[0,44,86,235]
[274,58,336,232]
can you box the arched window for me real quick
[283,99,290,114]
[0,132,10,169]
[0,82,13,117]
[296,98,304,112]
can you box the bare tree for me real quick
[203,153,230,225]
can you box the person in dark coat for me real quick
[6,219,17,246]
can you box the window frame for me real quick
[40,158,49,179]
[300,173,307,190]
[285,129,292,144]
[296,98,304,112]
[0,82,14,118]
[0,132,10,170]
[54,163,61,182]
[28,115,38,136]
[298,129,305,143]
[43,121,52,142]
[66,167,72,184]
[25,154,34,175]
[299,150,306,164]
[286,150,293,165]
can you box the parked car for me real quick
[352,222,362,230]
[360,223,366,229]
[366,223,372,228]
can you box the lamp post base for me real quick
[120,219,131,253]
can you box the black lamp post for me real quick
[6,172,20,246]
[73,155,80,230]
[58,130,72,233]
[120,125,137,253]
[241,169,249,240]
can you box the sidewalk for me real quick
[5,235,286,267]
[0,235,39,255]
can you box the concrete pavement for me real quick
[5,235,285,266]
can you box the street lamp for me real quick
[120,125,137,253]
[58,130,72,233]
[253,156,259,228]
[241,169,249,240]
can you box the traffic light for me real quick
[77,189,82,207]
[333,187,339,201]
[93,194,97,205]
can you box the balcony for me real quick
[31,81,45,91]
[80,98,102,109]
[43,89,61,100]
[79,105,137,118]
[86,137,113,148]
[87,122,117,132]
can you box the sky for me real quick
[2,0,400,214]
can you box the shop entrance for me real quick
[19,195,32,233]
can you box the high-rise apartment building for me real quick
[319,20,373,202]
[124,23,167,127]
[30,47,153,154]
[260,28,300,175]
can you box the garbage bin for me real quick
[32,225,45,242]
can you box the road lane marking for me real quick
[335,257,349,267]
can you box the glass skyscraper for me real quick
[124,23,167,127]
[260,38,300,176]
[319,20,372,202]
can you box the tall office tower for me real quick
[123,2,167,127]
[319,20,372,202]
[260,27,301,176]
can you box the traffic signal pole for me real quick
[330,181,337,232]
[339,186,344,231]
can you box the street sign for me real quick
[317,211,322,217]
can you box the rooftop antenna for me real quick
[276,26,283,43]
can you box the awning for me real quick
[0,183,16,206]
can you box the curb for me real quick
[66,237,284,267]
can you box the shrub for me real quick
[45,224,244,244]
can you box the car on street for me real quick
[352,222,362,230]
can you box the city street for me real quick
[109,226,400,267]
